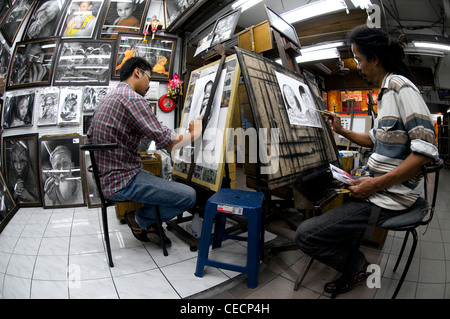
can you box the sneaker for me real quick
[124,211,149,242]
[324,260,370,294]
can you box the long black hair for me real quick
[347,25,414,82]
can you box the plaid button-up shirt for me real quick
[87,82,176,197]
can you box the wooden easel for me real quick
[240,27,346,245]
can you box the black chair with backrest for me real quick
[377,158,443,298]
[294,158,444,299]
[80,143,169,268]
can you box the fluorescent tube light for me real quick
[231,0,263,12]
[350,0,373,9]
[413,41,450,52]
[281,0,348,24]
[296,48,340,63]
[301,41,345,53]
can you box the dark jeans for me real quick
[108,170,196,229]
[295,199,408,276]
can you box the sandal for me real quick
[124,211,149,242]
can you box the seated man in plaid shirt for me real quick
[88,57,202,245]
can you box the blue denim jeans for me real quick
[108,170,196,229]
[295,199,406,276]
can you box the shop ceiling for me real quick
[177,0,450,91]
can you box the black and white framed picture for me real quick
[2,133,42,207]
[83,86,110,112]
[59,0,105,38]
[164,0,195,28]
[0,0,36,45]
[113,33,177,80]
[2,90,35,129]
[99,0,149,39]
[57,87,83,125]
[0,171,18,234]
[7,38,59,89]
[209,8,241,48]
[0,42,11,95]
[35,87,60,126]
[22,0,69,41]
[53,39,114,86]
[39,134,86,208]
[265,5,301,48]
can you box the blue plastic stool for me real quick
[194,188,265,288]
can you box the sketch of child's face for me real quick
[116,2,135,19]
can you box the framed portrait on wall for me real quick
[164,0,195,28]
[60,0,105,38]
[0,0,36,45]
[35,87,60,126]
[210,8,241,48]
[113,33,177,80]
[7,38,59,90]
[83,86,110,112]
[57,87,83,125]
[0,171,18,234]
[22,0,69,41]
[2,133,42,207]
[0,41,11,95]
[99,0,149,39]
[39,134,86,208]
[172,54,241,192]
[2,90,35,129]
[53,39,115,86]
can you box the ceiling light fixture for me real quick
[296,48,340,63]
[281,0,348,24]
[350,0,373,9]
[413,41,450,52]
[231,0,263,12]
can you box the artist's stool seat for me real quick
[194,189,265,288]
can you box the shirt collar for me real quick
[377,72,393,101]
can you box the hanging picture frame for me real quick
[83,86,110,112]
[113,33,177,80]
[35,87,60,126]
[209,8,241,48]
[57,87,83,125]
[59,0,105,38]
[22,0,69,41]
[172,54,241,192]
[99,0,150,39]
[53,39,115,86]
[0,41,11,96]
[2,90,35,129]
[2,133,42,207]
[0,171,18,234]
[0,0,36,46]
[6,38,59,90]
[39,134,86,208]
[164,0,195,28]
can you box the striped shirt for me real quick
[87,82,176,197]
[367,73,439,210]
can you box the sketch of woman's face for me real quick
[283,84,296,108]
[12,145,29,177]
[16,97,30,121]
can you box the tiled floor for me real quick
[0,167,449,299]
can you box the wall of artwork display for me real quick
[0,0,182,230]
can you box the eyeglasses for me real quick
[139,69,151,80]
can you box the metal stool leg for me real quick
[294,258,314,291]
[101,206,114,267]
[154,206,168,256]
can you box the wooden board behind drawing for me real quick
[235,47,340,190]
[172,55,241,192]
